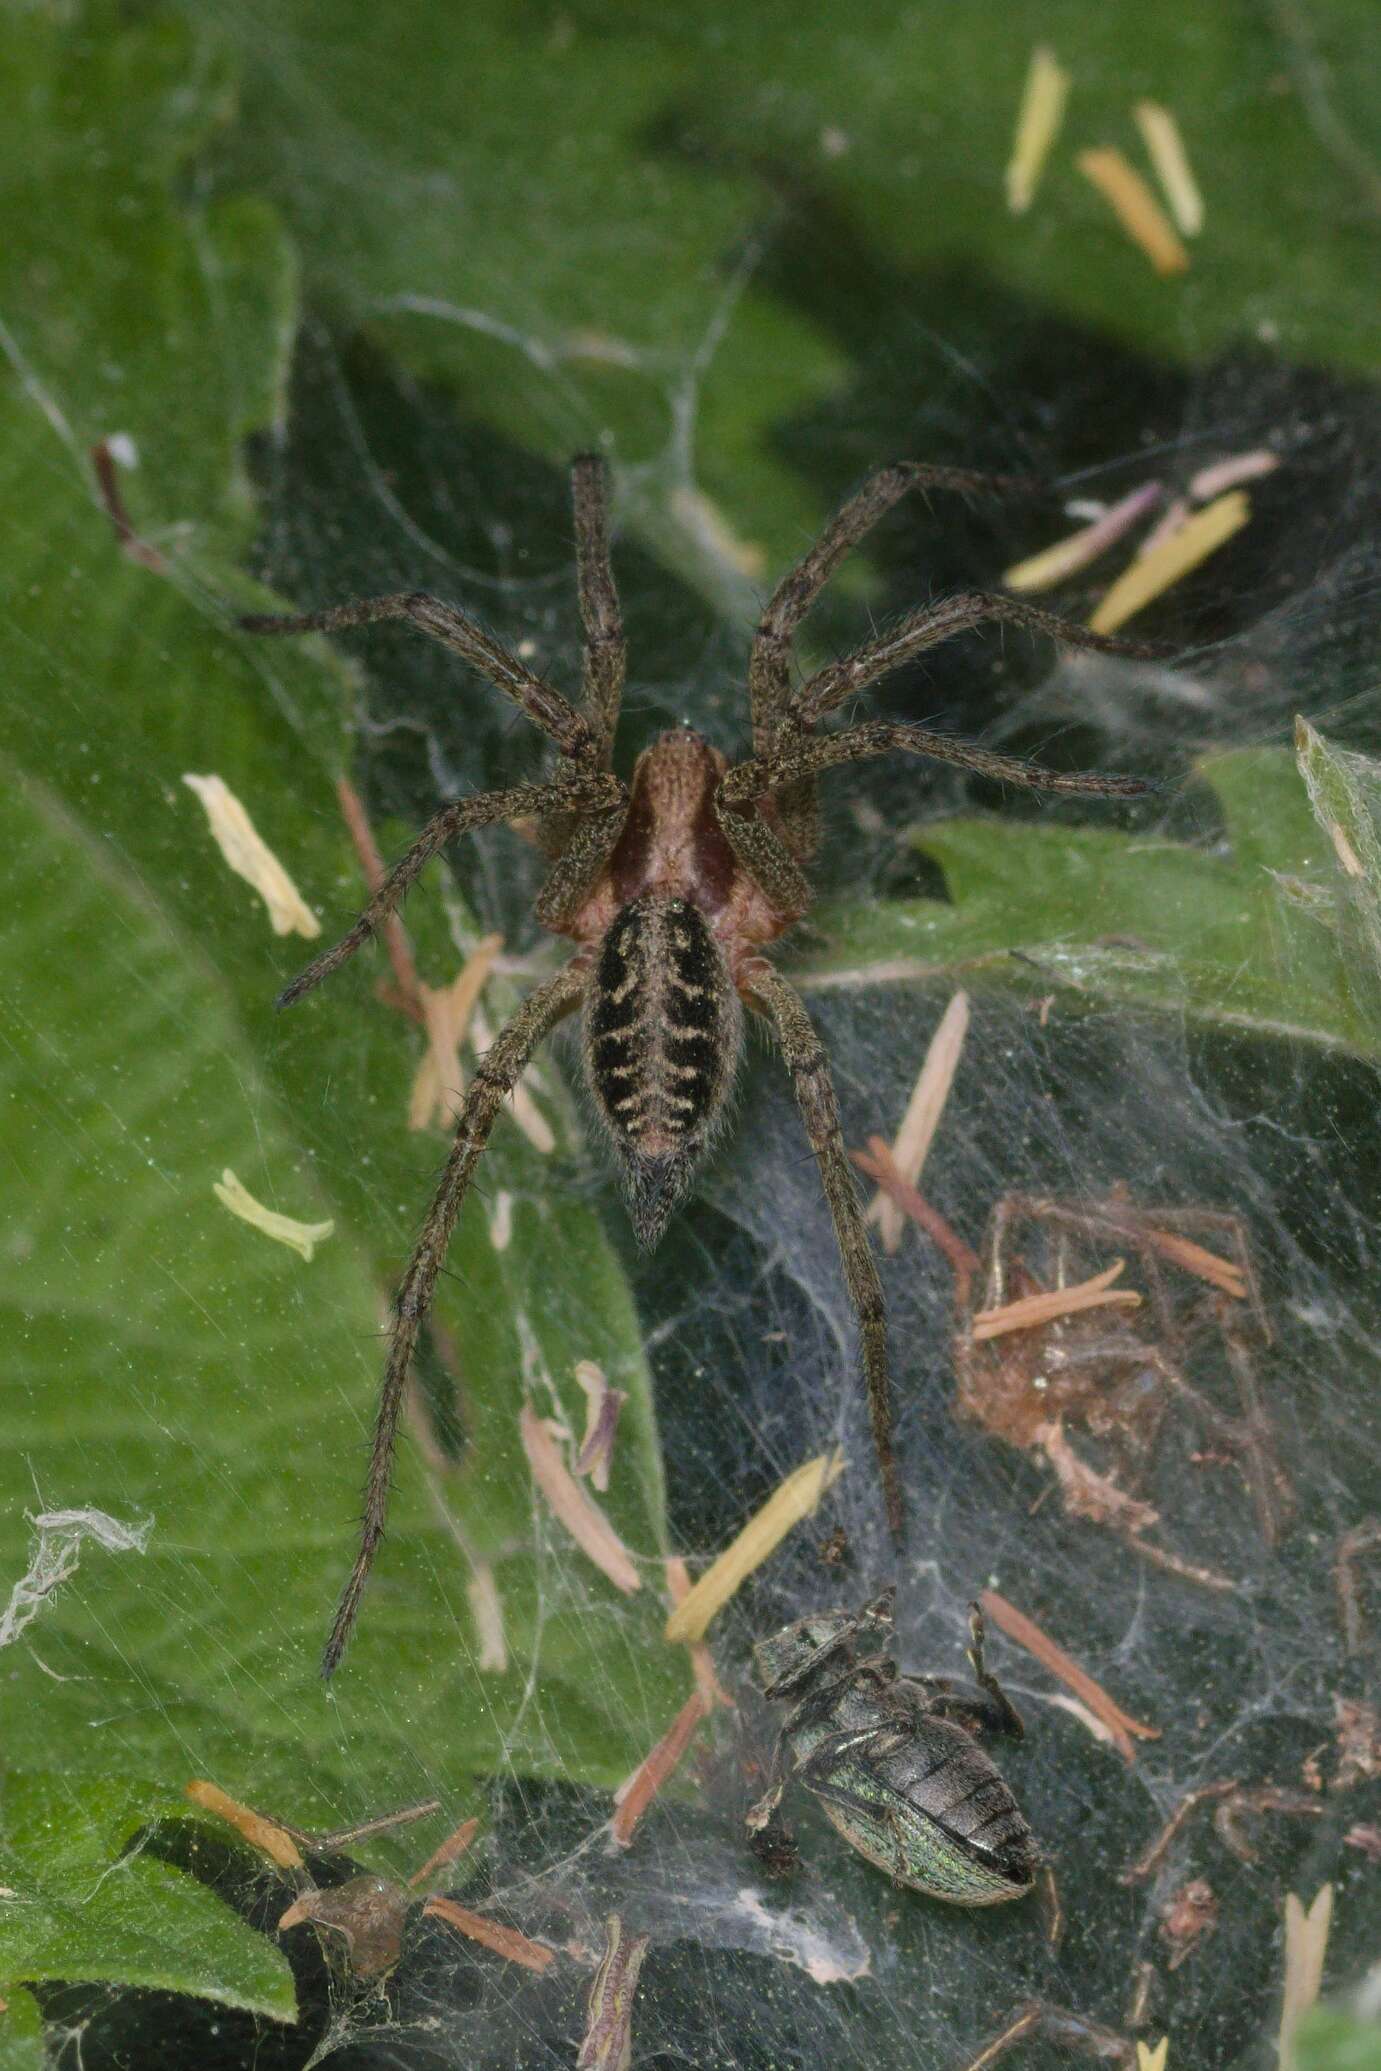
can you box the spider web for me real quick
[6,4,1381,2068]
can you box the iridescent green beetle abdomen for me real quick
[746,1590,1037,1906]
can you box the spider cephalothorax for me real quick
[243,456,1158,1674]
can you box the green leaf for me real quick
[184,0,1375,611]
[0,0,675,1840]
[1297,2009,1381,2071]
[0,1774,294,2020]
[0,1987,45,2071]
[794,749,1374,1057]
[1295,717,1381,1031]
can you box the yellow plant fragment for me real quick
[1006,47,1070,214]
[1089,491,1250,634]
[1077,147,1190,276]
[185,1780,304,1870]
[182,774,320,938]
[972,1260,1141,1340]
[664,1451,846,1644]
[1137,2042,1169,2071]
[867,991,969,1253]
[1135,102,1203,236]
[1278,1886,1333,2069]
[212,1169,335,1262]
[669,484,767,581]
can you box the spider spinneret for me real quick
[241,455,1158,1675]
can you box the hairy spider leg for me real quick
[322,958,589,1677]
[741,960,900,1535]
[571,453,627,757]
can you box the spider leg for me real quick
[242,589,598,763]
[749,464,1038,862]
[741,961,902,1539]
[792,591,1168,728]
[748,462,1038,755]
[321,957,589,1677]
[276,771,624,1008]
[721,721,1150,821]
[571,454,626,759]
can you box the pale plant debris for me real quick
[664,1556,735,1711]
[610,1691,710,1848]
[1006,46,1071,213]
[1133,101,1204,235]
[422,1894,555,1974]
[466,1562,509,1674]
[0,1508,152,1650]
[1076,147,1191,276]
[1160,1877,1218,1969]
[212,1169,335,1262]
[1141,1226,1247,1298]
[865,990,969,1253]
[979,1589,1160,1764]
[574,1359,629,1492]
[668,482,767,581]
[1089,491,1250,633]
[407,1816,480,1890]
[1120,1778,1240,1884]
[577,1915,651,2070]
[1126,1969,1156,2034]
[972,1259,1142,1340]
[664,1450,847,1644]
[185,1780,305,1871]
[182,774,321,938]
[1278,1886,1334,2070]
[1136,2043,1169,2071]
[1044,1692,1120,1749]
[408,933,503,1131]
[1343,1822,1381,1862]
[519,1404,641,1595]
[338,776,553,1148]
[1003,483,1165,594]
[1189,449,1279,500]
[1296,716,1381,894]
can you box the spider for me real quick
[243,456,1156,1674]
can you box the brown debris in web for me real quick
[979,1591,1160,1765]
[610,1691,710,1849]
[1159,1878,1217,1969]
[422,1896,555,1974]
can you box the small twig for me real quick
[407,1816,480,1890]
[1215,1786,1323,1864]
[979,1591,1160,1764]
[423,1895,555,1973]
[337,776,425,1017]
[610,1692,709,1848]
[851,1139,980,1302]
[91,438,167,574]
[959,2001,1134,2071]
[1335,1518,1381,1656]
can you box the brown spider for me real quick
[243,457,1156,1674]
[953,1191,1293,1587]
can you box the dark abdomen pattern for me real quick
[584,894,742,1248]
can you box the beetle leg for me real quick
[964,1602,1026,1739]
[745,1726,797,1833]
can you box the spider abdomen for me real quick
[584,893,742,1248]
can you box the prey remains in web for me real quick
[242,457,1159,1676]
